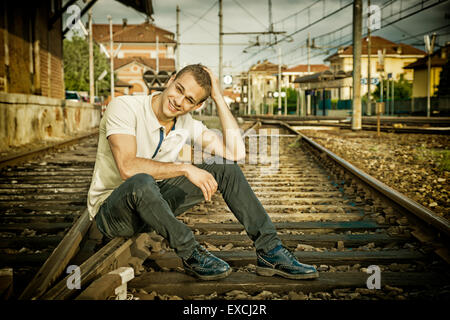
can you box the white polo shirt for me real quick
[87,92,207,220]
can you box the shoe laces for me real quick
[195,245,213,257]
[280,246,297,261]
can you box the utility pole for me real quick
[352,0,362,130]
[268,0,273,43]
[425,33,436,117]
[108,15,114,99]
[306,33,311,115]
[219,0,223,92]
[386,75,390,115]
[247,72,251,114]
[307,32,311,73]
[176,5,180,71]
[367,0,371,116]
[88,8,94,103]
[392,76,395,115]
[277,46,282,115]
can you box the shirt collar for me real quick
[148,92,168,133]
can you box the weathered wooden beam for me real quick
[18,209,91,300]
[41,237,129,300]
[0,268,13,300]
[0,253,50,267]
[148,250,427,269]
[42,233,151,300]
[192,221,386,232]
[195,233,409,248]
[0,235,63,249]
[0,222,72,233]
[128,271,449,298]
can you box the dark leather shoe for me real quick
[256,245,319,280]
[182,245,232,280]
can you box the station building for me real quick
[92,19,176,99]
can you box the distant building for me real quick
[93,19,176,97]
[281,64,329,88]
[325,36,426,99]
[404,43,449,98]
[246,60,286,114]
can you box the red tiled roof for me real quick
[325,36,426,61]
[250,60,286,72]
[93,22,175,43]
[114,56,175,72]
[284,64,329,73]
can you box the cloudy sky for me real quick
[67,0,450,76]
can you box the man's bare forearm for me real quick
[213,94,246,160]
[121,157,217,201]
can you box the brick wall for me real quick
[0,1,64,99]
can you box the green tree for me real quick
[63,35,111,97]
[371,73,412,101]
[274,87,298,114]
[437,60,450,97]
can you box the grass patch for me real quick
[289,137,302,148]
[431,149,450,172]
[415,147,450,172]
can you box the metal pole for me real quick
[108,15,114,99]
[425,33,436,117]
[307,33,311,73]
[89,8,94,103]
[248,72,251,114]
[268,0,273,33]
[278,46,282,115]
[367,0,371,116]
[176,5,180,71]
[352,0,362,130]
[380,76,383,114]
[386,77,390,116]
[392,76,395,115]
[156,35,159,73]
[284,91,287,115]
[427,53,431,117]
[219,0,223,92]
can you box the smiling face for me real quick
[156,72,208,122]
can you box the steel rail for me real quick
[0,131,99,170]
[276,120,450,238]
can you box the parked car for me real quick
[65,90,81,101]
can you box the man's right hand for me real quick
[184,164,218,202]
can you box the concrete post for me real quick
[352,0,362,130]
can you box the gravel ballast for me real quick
[299,129,449,220]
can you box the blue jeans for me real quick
[95,157,281,259]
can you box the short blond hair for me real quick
[175,64,211,103]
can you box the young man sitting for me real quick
[87,64,318,281]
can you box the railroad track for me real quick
[241,115,450,135]
[0,121,449,300]
[0,136,98,299]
